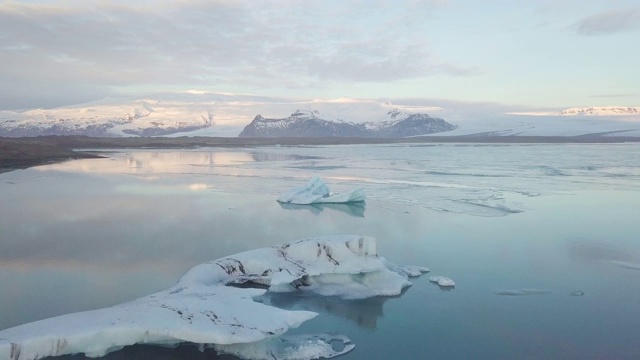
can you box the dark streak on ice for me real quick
[323,245,339,266]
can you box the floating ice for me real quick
[493,289,550,296]
[429,276,455,287]
[214,333,355,360]
[276,177,365,205]
[0,235,423,360]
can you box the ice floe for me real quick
[428,276,455,287]
[276,177,365,205]
[0,235,424,360]
[493,289,550,296]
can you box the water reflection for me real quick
[55,343,238,360]
[278,202,366,218]
[568,240,640,270]
[251,153,322,162]
[4,144,640,360]
[37,151,256,174]
[258,291,399,329]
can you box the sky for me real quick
[1,0,639,111]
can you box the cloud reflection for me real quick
[259,291,397,330]
[36,151,256,174]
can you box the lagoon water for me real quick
[1,143,640,359]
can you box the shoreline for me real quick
[2,135,639,173]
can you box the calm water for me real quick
[1,143,640,359]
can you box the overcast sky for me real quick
[1,0,639,110]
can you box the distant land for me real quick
[0,93,638,138]
[2,135,640,174]
[239,109,457,137]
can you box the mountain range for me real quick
[0,100,215,137]
[0,95,638,138]
[239,109,457,138]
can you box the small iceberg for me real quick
[0,235,425,360]
[277,177,365,205]
[429,276,455,287]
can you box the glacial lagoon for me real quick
[1,143,640,359]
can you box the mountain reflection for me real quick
[36,151,256,174]
[278,202,366,217]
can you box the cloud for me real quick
[0,0,475,109]
[574,7,640,36]
[589,93,636,98]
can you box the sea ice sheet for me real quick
[276,177,365,205]
[0,235,424,360]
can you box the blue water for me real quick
[1,143,640,359]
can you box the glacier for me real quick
[276,177,366,205]
[0,235,427,360]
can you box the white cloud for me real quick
[0,0,475,109]
[574,7,640,36]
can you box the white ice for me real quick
[276,177,365,205]
[493,289,550,296]
[429,276,455,287]
[0,235,423,360]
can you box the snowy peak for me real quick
[0,99,216,137]
[239,109,456,138]
[560,106,640,116]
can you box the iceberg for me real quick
[276,177,365,205]
[0,235,426,360]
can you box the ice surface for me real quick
[0,235,423,360]
[383,261,430,277]
[429,276,455,287]
[277,177,365,205]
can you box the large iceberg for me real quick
[277,177,365,205]
[0,235,427,360]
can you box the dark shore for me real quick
[1,135,639,173]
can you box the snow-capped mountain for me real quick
[559,106,640,116]
[238,109,457,138]
[1,92,637,138]
[0,99,215,137]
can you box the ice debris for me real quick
[0,235,424,360]
[429,276,455,287]
[493,289,550,296]
[277,177,365,205]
